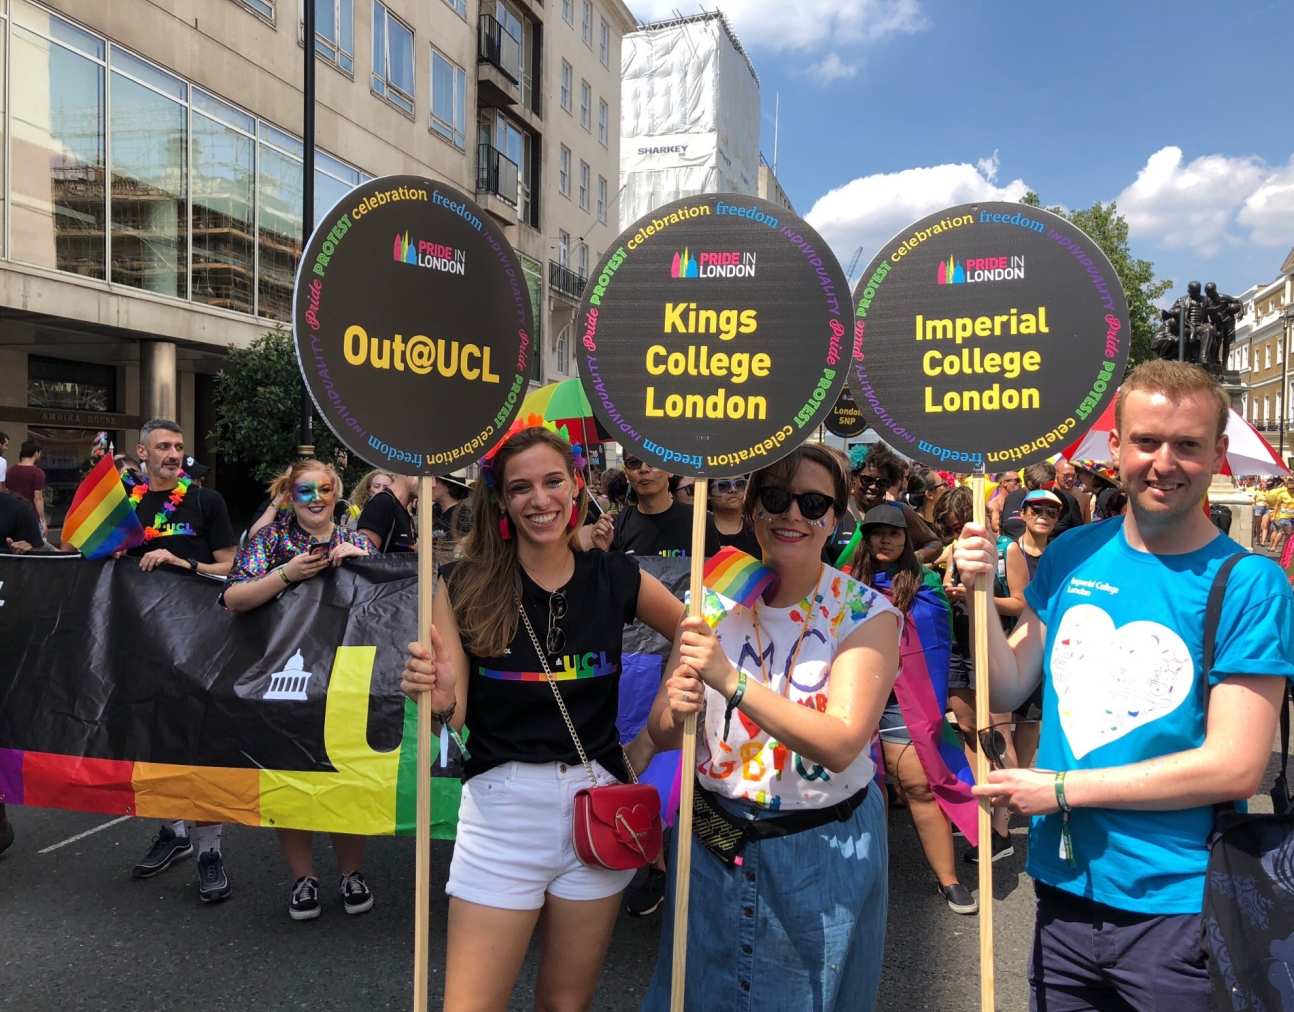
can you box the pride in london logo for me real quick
[670,247,757,279]
[392,231,466,275]
[936,254,1024,286]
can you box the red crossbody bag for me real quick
[517,600,662,870]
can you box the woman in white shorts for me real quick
[401,422,682,1011]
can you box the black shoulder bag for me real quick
[1199,552,1294,1010]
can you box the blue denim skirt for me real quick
[642,784,888,1012]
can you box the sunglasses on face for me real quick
[756,486,835,522]
[713,477,748,494]
[1026,506,1060,519]
[623,458,653,473]
[676,483,695,496]
[856,476,886,492]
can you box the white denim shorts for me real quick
[446,759,636,910]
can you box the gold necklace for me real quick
[750,564,821,696]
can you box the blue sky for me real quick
[630,0,1294,299]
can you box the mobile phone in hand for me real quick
[308,541,329,557]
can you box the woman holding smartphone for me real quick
[223,459,375,920]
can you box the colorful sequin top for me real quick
[226,516,374,586]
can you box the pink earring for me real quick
[568,502,580,529]
[498,515,512,541]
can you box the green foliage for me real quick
[210,329,368,487]
[1021,192,1171,367]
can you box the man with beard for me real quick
[125,419,237,903]
[954,361,1292,1010]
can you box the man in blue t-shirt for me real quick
[954,361,1293,1010]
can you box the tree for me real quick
[1021,192,1171,367]
[210,329,368,487]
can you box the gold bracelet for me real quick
[277,566,292,586]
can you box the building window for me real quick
[109,50,188,299]
[430,48,467,148]
[597,175,608,224]
[562,0,573,25]
[578,161,590,211]
[443,0,466,17]
[580,80,591,131]
[313,149,363,224]
[560,60,572,113]
[599,17,610,66]
[192,90,256,314]
[581,0,592,46]
[305,0,354,74]
[11,8,108,279]
[577,241,588,279]
[559,145,571,196]
[558,229,570,267]
[371,1,414,115]
[598,98,609,146]
[555,324,570,375]
[257,123,304,321]
[237,0,276,19]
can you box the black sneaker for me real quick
[290,876,322,921]
[624,867,666,917]
[131,825,194,879]
[340,871,374,916]
[197,851,232,903]
[964,831,1015,864]
[940,882,978,915]
[0,810,13,857]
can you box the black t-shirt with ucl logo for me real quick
[611,501,720,557]
[443,549,642,781]
[126,484,236,563]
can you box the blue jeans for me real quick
[642,785,888,1012]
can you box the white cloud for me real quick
[630,1,926,81]
[1237,159,1294,247]
[1115,146,1294,258]
[808,53,856,84]
[804,157,1031,277]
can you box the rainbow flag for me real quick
[699,547,776,629]
[62,454,145,558]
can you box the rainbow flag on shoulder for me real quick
[62,455,145,558]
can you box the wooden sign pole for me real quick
[669,478,708,1012]
[971,471,995,1011]
[413,475,437,1012]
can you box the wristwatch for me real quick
[188,558,199,574]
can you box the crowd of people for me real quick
[2,359,1293,1011]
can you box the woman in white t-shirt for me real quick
[642,443,901,1012]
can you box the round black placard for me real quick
[850,201,1130,471]
[292,176,531,475]
[576,194,851,477]
[825,387,867,437]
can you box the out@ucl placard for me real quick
[576,194,851,477]
[292,175,531,475]
[851,201,1130,471]
[825,388,867,438]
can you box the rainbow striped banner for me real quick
[61,455,144,558]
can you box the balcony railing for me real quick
[549,260,587,301]
[478,15,521,83]
[477,143,519,208]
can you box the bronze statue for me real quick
[1152,280,1245,374]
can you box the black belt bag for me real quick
[692,782,869,866]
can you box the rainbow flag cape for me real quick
[699,547,776,627]
[62,454,145,558]
[873,569,980,844]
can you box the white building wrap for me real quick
[618,13,760,229]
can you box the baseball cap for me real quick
[860,503,907,531]
[1023,489,1062,508]
[183,455,209,480]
